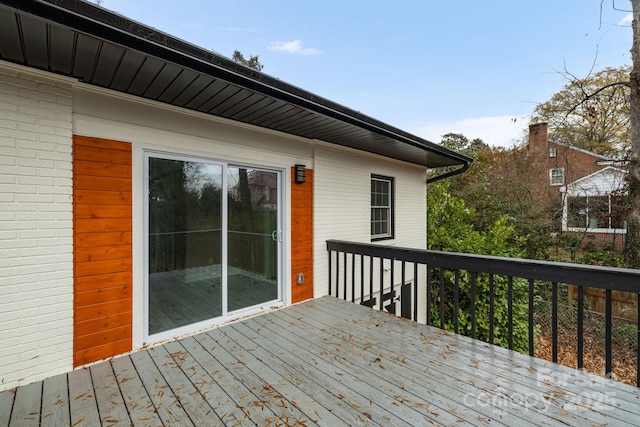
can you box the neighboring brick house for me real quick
[527,122,627,248]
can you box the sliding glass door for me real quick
[227,167,280,312]
[146,154,281,338]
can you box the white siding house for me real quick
[0,0,470,391]
[561,166,628,234]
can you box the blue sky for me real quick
[101,1,632,147]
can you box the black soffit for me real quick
[0,0,472,169]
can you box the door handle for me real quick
[272,230,278,241]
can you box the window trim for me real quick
[371,174,394,241]
[549,147,557,158]
[549,168,565,186]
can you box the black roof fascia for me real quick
[0,0,473,168]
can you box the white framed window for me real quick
[549,147,557,158]
[371,175,394,240]
[550,168,564,186]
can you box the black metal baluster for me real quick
[471,272,477,340]
[401,261,410,319]
[508,276,514,350]
[379,258,385,311]
[426,266,432,326]
[390,259,395,314]
[489,274,495,345]
[369,256,374,305]
[605,289,612,376]
[351,253,355,303]
[342,251,347,300]
[360,254,364,304]
[335,251,340,298]
[439,268,445,329]
[328,250,333,296]
[454,270,460,334]
[577,286,584,370]
[552,282,558,363]
[529,279,534,357]
[413,263,418,322]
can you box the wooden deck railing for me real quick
[326,239,640,387]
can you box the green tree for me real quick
[532,66,631,156]
[628,0,640,268]
[232,49,264,71]
[440,135,555,260]
[427,182,531,352]
[440,132,488,158]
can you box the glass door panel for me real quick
[227,167,279,312]
[148,157,223,335]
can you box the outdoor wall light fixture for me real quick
[295,164,306,184]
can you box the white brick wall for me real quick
[0,64,73,391]
[313,144,427,297]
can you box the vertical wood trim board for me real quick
[291,167,314,303]
[73,136,133,367]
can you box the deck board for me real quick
[196,328,313,425]
[0,388,14,427]
[68,368,100,427]
[216,324,373,426]
[186,330,288,425]
[40,374,70,427]
[110,355,163,426]
[9,381,40,427]
[161,338,247,426]
[295,298,605,425]
[90,361,130,426]
[267,305,540,426]
[218,323,354,426]
[307,296,640,424]
[129,350,192,426]
[228,320,405,426]
[1,296,639,426]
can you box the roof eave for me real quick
[0,0,472,169]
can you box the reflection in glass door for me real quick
[227,167,280,312]
[147,157,223,335]
[146,155,281,338]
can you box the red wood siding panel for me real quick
[73,136,132,367]
[291,167,314,303]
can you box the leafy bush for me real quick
[427,182,532,352]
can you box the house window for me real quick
[550,168,564,186]
[371,175,394,240]
[567,195,628,230]
[549,147,556,158]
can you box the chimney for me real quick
[528,122,548,151]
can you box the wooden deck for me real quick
[1,296,639,426]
